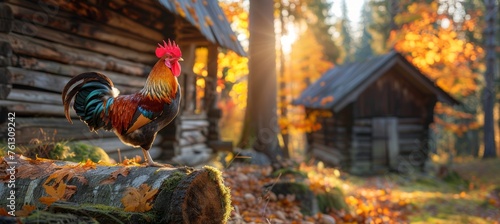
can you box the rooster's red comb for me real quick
[155,39,181,58]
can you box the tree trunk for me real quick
[0,156,231,224]
[278,1,290,158]
[483,0,497,158]
[239,0,284,164]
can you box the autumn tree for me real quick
[391,1,485,157]
[285,0,341,63]
[483,0,497,158]
[273,0,340,156]
[239,0,283,163]
[283,28,333,131]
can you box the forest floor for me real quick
[224,158,500,223]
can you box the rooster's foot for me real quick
[146,161,173,168]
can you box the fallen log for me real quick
[0,156,231,224]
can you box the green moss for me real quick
[65,203,156,223]
[442,171,469,187]
[161,171,187,192]
[317,187,349,213]
[68,142,110,163]
[21,140,111,163]
[204,165,233,223]
[81,204,123,212]
[269,182,315,215]
[0,144,6,157]
[22,210,100,224]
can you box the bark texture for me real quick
[0,156,231,224]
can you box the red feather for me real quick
[109,94,141,134]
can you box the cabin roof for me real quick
[294,51,459,112]
[158,0,246,56]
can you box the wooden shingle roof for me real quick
[158,0,246,56]
[294,51,458,112]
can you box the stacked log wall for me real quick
[306,108,351,168]
[0,0,178,161]
[350,117,428,173]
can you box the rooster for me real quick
[62,40,183,167]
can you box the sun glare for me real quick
[280,24,297,54]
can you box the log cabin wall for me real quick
[0,0,223,162]
[350,69,436,174]
[306,107,352,168]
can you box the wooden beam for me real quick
[6,88,60,104]
[6,66,140,95]
[178,44,197,113]
[0,99,75,117]
[0,117,118,144]
[6,2,157,52]
[6,0,164,41]
[7,66,70,93]
[14,56,147,88]
[10,19,157,64]
[0,68,11,99]
[107,0,166,31]
[3,32,107,70]
[2,32,151,77]
[204,43,218,111]
[387,118,399,170]
[0,40,12,59]
[0,3,13,33]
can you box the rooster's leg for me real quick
[142,148,166,167]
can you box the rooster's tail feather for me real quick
[62,72,116,131]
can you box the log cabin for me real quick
[0,0,246,164]
[294,51,458,175]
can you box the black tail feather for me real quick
[62,72,116,131]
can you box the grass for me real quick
[404,158,500,223]
[328,158,500,223]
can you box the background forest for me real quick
[198,0,500,162]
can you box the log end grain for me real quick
[166,166,232,224]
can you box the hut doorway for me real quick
[372,117,399,171]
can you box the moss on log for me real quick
[0,156,231,223]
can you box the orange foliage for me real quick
[390,2,483,135]
[100,166,130,185]
[39,159,96,206]
[279,28,334,135]
[121,184,158,212]
[391,2,483,98]
[225,164,413,223]
[15,205,36,217]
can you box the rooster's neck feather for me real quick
[140,59,178,103]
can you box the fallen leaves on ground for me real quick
[223,163,410,223]
[224,162,500,223]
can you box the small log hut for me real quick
[0,0,246,163]
[295,52,458,175]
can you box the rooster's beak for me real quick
[178,57,184,62]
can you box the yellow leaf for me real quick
[39,197,58,206]
[16,204,36,217]
[121,184,159,212]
